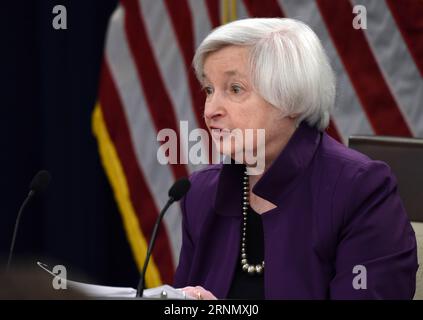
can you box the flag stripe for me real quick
[122,0,190,179]
[316,0,412,137]
[206,0,221,27]
[386,0,423,77]
[354,0,423,137]
[187,0,213,48]
[99,62,174,284]
[237,0,250,19]
[242,0,285,17]
[164,0,210,134]
[105,6,182,269]
[279,0,374,143]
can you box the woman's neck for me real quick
[247,122,297,188]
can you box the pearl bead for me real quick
[241,253,247,259]
[247,265,255,274]
[255,265,263,274]
[241,259,247,265]
[242,264,249,272]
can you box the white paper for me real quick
[37,261,190,299]
[66,280,137,298]
[67,281,190,299]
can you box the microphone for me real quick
[6,170,51,271]
[136,177,191,297]
[29,170,51,195]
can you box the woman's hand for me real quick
[180,286,217,300]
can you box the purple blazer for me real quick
[174,123,418,299]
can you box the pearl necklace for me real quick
[240,169,265,275]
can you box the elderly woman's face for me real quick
[202,45,295,162]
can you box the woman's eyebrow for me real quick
[201,70,246,82]
[224,70,238,76]
[224,70,245,78]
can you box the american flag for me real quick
[92,0,423,288]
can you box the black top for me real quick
[227,206,265,299]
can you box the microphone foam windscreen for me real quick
[29,170,51,194]
[168,178,191,201]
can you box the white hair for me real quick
[193,18,336,131]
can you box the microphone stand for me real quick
[136,197,174,298]
[6,190,35,272]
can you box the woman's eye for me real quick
[231,84,242,94]
[203,86,213,95]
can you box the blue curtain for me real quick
[0,0,139,288]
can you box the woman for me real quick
[175,18,418,299]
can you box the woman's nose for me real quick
[204,93,225,120]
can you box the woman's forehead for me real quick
[203,47,250,80]
[205,46,249,65]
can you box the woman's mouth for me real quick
[210,128,232,139]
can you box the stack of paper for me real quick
[37,261,190,299]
